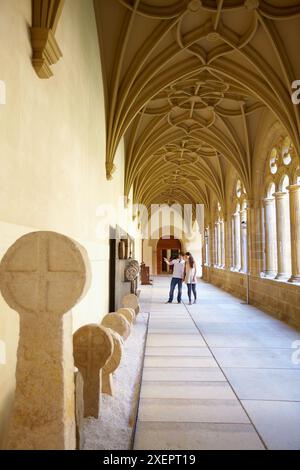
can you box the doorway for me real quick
[157,237,182,274]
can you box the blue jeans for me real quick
[187,283,197,302]
[168,277,182,303]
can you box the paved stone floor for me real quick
[133,276,300,450]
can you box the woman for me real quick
[184,252,197,305]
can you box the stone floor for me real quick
[133,276,300,450]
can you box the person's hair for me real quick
[185,252,195,268]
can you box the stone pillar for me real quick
[224,218,231,269]
[213,223,217,266]
[240,208,248,273]
[231,216,235,269]
[209,223,214,268]
[204,228,209,265]
[234,211,241,270]
[246,200,258,276]
[263,198,277,277]
[274,192,291,280]
[0,231,91,450]
[288,184,300,283]
[220,220,224,267]
[217,221,221,266]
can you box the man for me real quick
[164,253,185,304]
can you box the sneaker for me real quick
[165,301,172,304]
[193,300,197,304]
[178,301,181,304]
[189,301,192,305]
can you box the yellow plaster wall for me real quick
[0,0,137,447]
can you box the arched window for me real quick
[282,137,292,166]
[262,137,297,280]
[270,148,278,174]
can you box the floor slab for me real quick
[146,334,206,347]
[224,368,300,400]
[212,347,300,369]
[138,397,250,424]
[134,422,265,450]
[144,356,217,368]
[140,381,237,400]
[142,367,226,382]
[145,346,212,357]
[242,400,300,450]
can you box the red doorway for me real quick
[157,237,182,274]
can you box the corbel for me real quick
[31,0,65,79]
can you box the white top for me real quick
[170,259,185,279]
[184,264,197,284]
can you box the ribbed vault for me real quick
[94,0,300,214]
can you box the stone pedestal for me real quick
[288,184,300,283]
[75,370,85,450]
[73,324,113,418]
[0,231,91,450]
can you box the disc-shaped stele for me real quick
[101,312,131,340]
[0,231,91,316]
[73,324,113,418]
[117,307,135,324]
[122,293,140,315]
[102,328,124,395]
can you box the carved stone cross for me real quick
[0,231,91,449]
[117,307,135,324]
[102,328,123,396]
[73,324,113,418]
[122,293,140,314]
[101,312,131,340]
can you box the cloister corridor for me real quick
[133,277,300,450]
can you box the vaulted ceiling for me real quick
[94,0,300,210]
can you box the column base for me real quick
[275,273,290,281]
[261,271,277,279]
[287,275,300,284]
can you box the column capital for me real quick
[263,197,275,206]
[287,184,300,193]
[273,191,288,199]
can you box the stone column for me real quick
[274,192,291,280]
[224,218,231,270]
[288,184,300,283]
[234,211,241,270]
[217,221,221,266]
[214,223,218,266]
[263,197,277,277]
[246,200,259,276]
[220,220,225,267]
[0,231,91,450]
[240,208,248,273]
[231,216,235,269]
